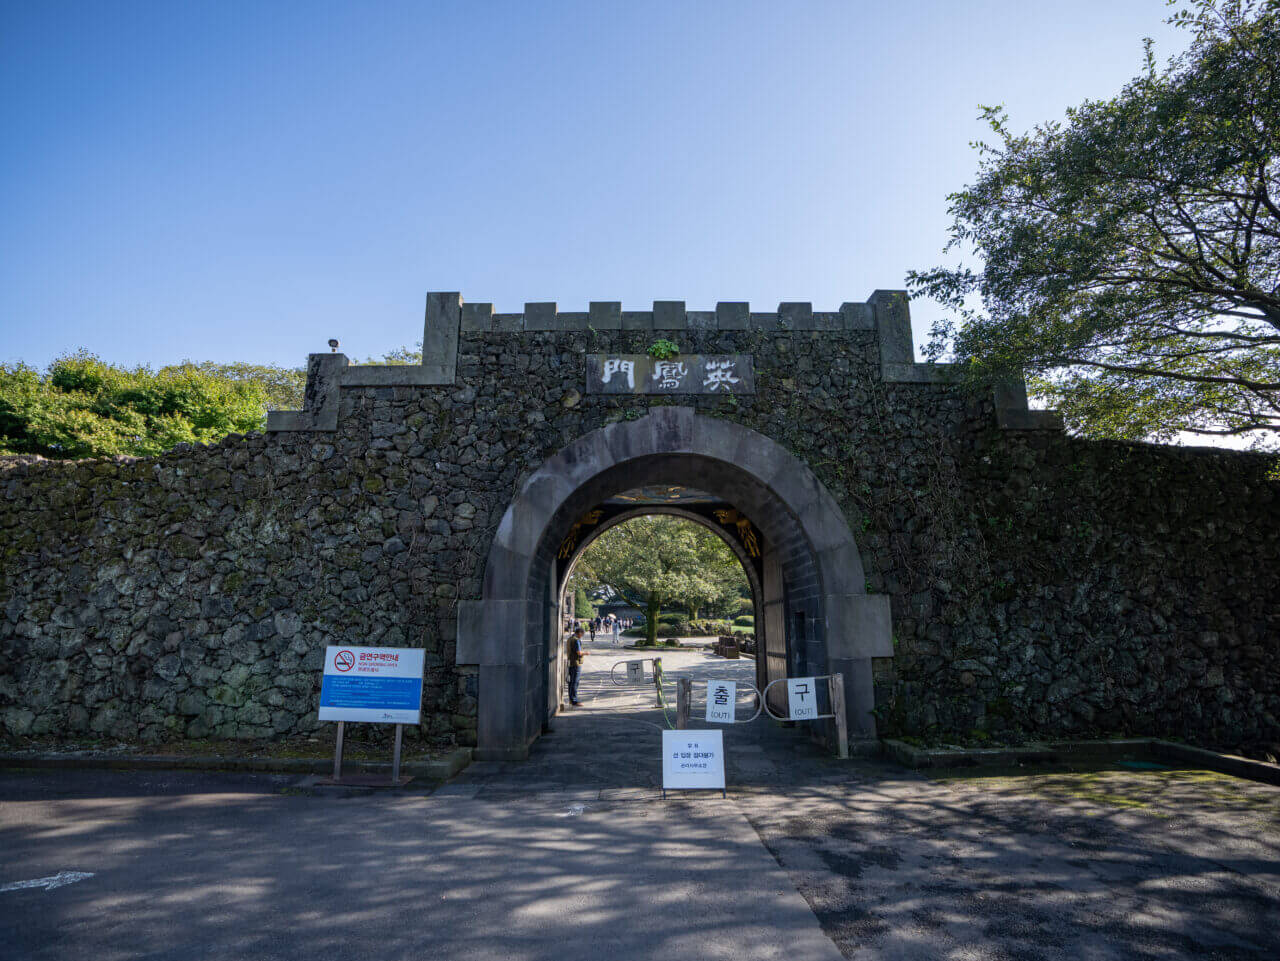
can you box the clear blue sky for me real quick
[0,0,1191,369]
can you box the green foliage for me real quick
[909,0,1280,447]
[176,361,305,411]
[647,339,680,361]
[362,344,423,366]
[733,615,755,627]
[572,584,594,619]
[567,515,749,647]
[0,352,275,458]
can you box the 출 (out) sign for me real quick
[319,646,424,724]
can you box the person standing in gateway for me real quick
[566,628,586,706]
[611,617,621,646]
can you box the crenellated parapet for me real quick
[265,290,1062,433]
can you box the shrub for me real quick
[733,615,754,627]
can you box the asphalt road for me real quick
[2,643,1278,961]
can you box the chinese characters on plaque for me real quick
[586,355,754,395]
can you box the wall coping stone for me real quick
[265,290,1064,435]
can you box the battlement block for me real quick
[525,303,558,331]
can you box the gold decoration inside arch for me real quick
[714,508,760,558]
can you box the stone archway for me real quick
[457,407,893,761]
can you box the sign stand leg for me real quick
[829,673,849,759]
[676,677,691,729]
[333,721,345,781]
[391,723,403,784]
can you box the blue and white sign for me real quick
[319,646,424,724]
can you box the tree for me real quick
[173,361,305,411]
[0,352,271,458]
[567,516,747,646]
[572,583,594,620]
[908,0,1280,446]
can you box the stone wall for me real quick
[1,295,1277,752]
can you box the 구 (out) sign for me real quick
[787,677,819,720]
[319,646,424,724]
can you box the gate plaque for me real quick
[586,355,754,395]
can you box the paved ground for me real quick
[2,640,1277,960]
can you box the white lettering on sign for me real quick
[787,677,819,720]
[602,358,635,389]
[705,679,737,724]
[626,660,644,684]
[651,361,688,390]
[662,730,726,790]
[702,359,740,391]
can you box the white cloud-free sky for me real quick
[0,0,1192,368]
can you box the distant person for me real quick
[612,618,621,646]
[566,628,586,706]
[588,620,596,642]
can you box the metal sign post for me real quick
[333,720,345,780]
[317,646,424,787]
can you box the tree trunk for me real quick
[646,593,660,647]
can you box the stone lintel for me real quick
[341,365,454,387]
[621,310,653,331]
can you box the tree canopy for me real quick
[0,341,434,460]
[566,515,747,646]
[908,0,1280,446]
[0,353,281,458]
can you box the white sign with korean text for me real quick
[319,646,425,724]
[626,660,645,684]
[662,730,726,790]
[787,677,819,720]
[705,680,737,724]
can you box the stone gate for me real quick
[2,292,1277,759]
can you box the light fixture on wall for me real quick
[328,339,340,353]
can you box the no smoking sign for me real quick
[334,650,356,672]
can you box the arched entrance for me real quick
[457,407,893,761]
[555,504,768,708]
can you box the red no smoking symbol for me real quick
[334,650,356,672]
